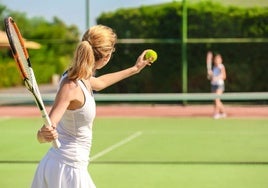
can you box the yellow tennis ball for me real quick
[145,49,158,63]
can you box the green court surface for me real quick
[0,117,268,188]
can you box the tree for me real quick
[0,5,80,86]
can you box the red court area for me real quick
[0,104,268,118]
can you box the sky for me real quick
[0,0,176,32]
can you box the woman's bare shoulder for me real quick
[60,77,79,90]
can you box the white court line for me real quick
[0,117,11,122]
[90,131,143,161]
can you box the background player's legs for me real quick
[213,89,226,119]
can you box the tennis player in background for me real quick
[31,25,152,188]
[206,51,227,119]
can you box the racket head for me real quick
[206,51,213,71]
[4,17,34,85]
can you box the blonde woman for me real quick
[207,51,227,119]
[31,25,152,188]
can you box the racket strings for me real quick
[9,23,34,84]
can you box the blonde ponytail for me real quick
[67,25,117,81]
[68,41,95,80]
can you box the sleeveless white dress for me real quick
[31,78,96,188]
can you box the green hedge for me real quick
[96,1,268,93]
[0,62,21,87]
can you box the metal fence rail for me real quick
[0,92,267,105]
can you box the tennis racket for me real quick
[4,17,61,148]
[206,51,213,79]
[206,51,213,71]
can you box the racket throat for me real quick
[24,78,33,92]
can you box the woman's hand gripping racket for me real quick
[4,17,61,148]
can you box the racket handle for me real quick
[42,111,61,148]
[207,62,212,71]
[52,139,61,149]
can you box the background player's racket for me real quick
[4,17,61,148]
[206,51,213,71]
[206,51,213,79]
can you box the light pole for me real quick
[85,0,90,29]
[181,0,187,94]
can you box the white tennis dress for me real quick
[31,77,96,188]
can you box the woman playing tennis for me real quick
[31,25,152,188]
[207,51,227,119]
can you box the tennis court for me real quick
[0,106,268,188]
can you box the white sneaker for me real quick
[213,113,221,119]
[220,113,227,118]
[213,113,227,119]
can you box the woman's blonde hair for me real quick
[68,25,117,80]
